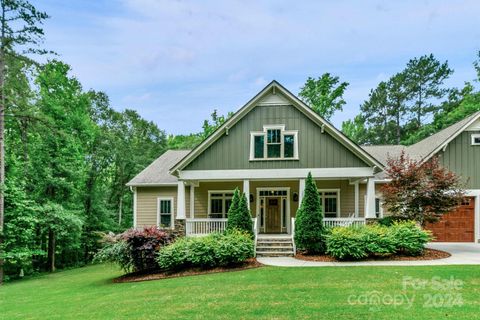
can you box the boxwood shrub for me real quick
[325,221,432,260]
[157,229,254,271]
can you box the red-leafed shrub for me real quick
[382,152,465,226]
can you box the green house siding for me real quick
[439,130,480,189]
[185,104,369,170]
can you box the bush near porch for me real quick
[325,221,432,260]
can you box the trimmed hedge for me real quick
[157,230,254,270]
[326,221,432,260]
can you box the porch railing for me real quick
[323,217,366,228]
[185,218,227,236]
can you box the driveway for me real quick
[257,242,480,267]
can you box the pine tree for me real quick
[226,188,253,235]
[294,172,326,254]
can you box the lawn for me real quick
[1,264,479,320]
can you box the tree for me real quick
[226,189,253,235]
[403,54,453,132]
[299,74,349,120]
[341,115,368,144]
[0,0,49,284]
[294,172,326,254]
[381,152,465,226]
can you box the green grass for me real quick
[1,264,479,319]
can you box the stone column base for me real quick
[173,219,186,237]
[365,218,378,225]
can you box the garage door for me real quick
[425,197,475,242]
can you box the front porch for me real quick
[177,177,378,237]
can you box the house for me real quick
[127,81,480,249]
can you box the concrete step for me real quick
[256,251,295,257]
[257,239,293,243]
[256,246,293,252]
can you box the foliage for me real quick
[382,152,465,225]
[157,230,254,271]
[390,221,432,256]
[121,226,175,272]
[326,222,431,260]
[92,232,133,273]
[226,188,253,236]
[294,172,326,254]
[299,74,349,120]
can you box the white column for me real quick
[189,185,195,219]
[132,187,137,228]
[177,181,186,219]
[299,179,306,204]
[243,179,250,210]
[354,181,359,217]
[365,178,376,219]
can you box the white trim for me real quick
[354,181,359,218]
[465,189,480,243]
[133,187,137,228]
[157,197,175,229]
[365,178,376,218]
[249,125,299,161]
[465,118,480,131]
[189,185,195,219]
[243,180,250,210]
[318,188,341,218]
[471,133,480,145]
[170,81,384,173]
[207,190,235,218]
[299,179,306,204]
[126,182,178,187]
[179,167,375,180]
[256,187,291,234]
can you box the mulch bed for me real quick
[295,248,451,262]
[113,258,263,283]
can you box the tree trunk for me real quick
[118,197,123,225]
[396,106,401,144]
[47,228,55,272]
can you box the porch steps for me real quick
[256,236,295,257]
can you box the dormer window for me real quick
[472,134,480,145]
[250,125,298,160]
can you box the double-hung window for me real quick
[208,191,234,218]
[318,190,340,218]
[250,125,298,160]
[157,197,174,228]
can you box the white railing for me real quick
[323,217,366,228]
[291,217,296,254]
[186,218,227,236]
[253,217,258,257]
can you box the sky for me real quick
[32,0,480,135]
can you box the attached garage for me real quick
[426,197,475,242]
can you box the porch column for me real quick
[189,185,195,219]
[243,179,250,210]
[365,178,376,219]
[354,181,359,217]
[177,181,186,219]
[299,178,306,204]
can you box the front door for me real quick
[265,197,282,233]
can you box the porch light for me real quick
[293,192,299,202]
[250,193,254,203]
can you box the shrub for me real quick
[157,230,254,271]
[93,233,133,272]
[227,188,253,236]
[377,216,409,227]
[325,221,432,260]
[94,227,175,273]
[325,227,368,260]
[294,172,326,254]
[122,226,175,272]
[390,221,432,256]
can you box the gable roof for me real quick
[170,80,383,174]
[126,150,190,186]
[406,111,480,162]
[361,145,407,166]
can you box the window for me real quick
[157,197,174,228]
[375,198,383,218]
[318,190,340,218]
[250,125,298,160]
[208,191,234,218]
[471,134,480,145]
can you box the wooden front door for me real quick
[265,197,282,233]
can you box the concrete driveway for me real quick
[257,242,480,267]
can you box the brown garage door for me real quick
[425,197,475,242]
